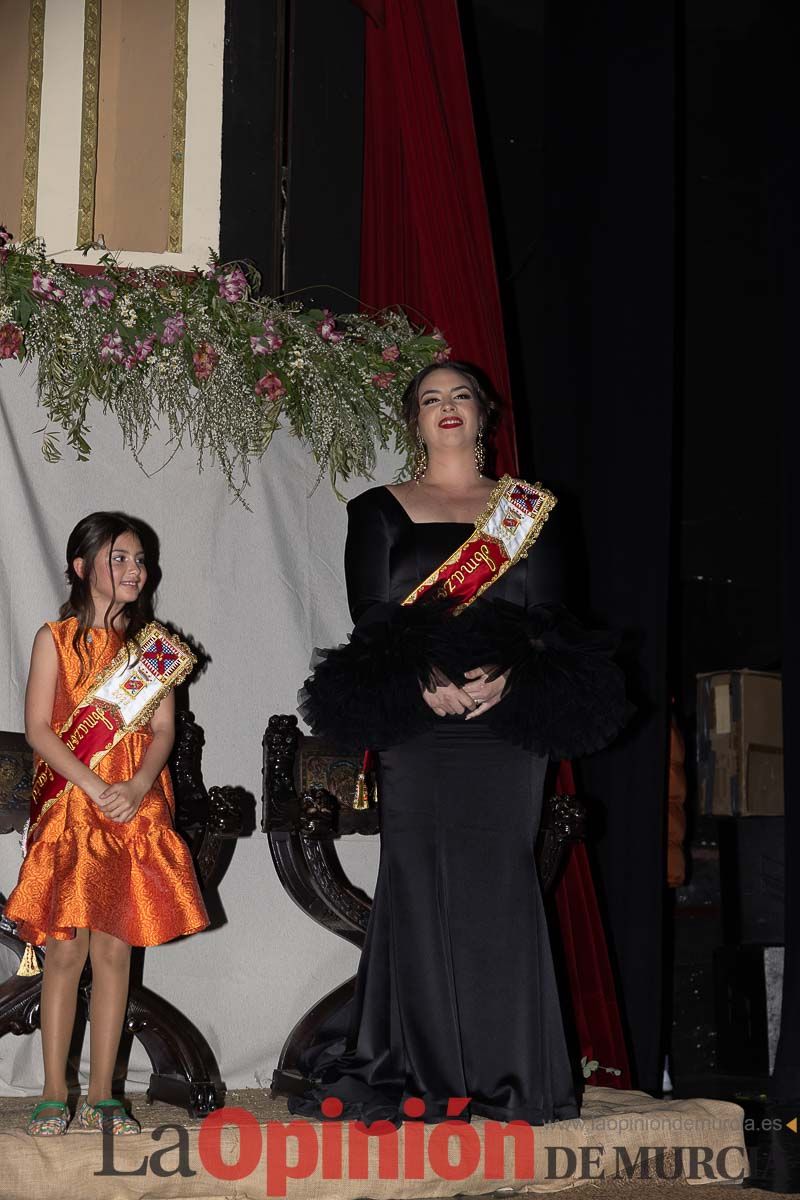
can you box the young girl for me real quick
[4,512,209,1137]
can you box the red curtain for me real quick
[356,0,631,1091]
[357,0,517,473]
[555,763,632,1089]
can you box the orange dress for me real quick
[4,619,209,946]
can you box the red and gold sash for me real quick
[402,475,556,612]
[353,477,556,807]
[26,622,196,850]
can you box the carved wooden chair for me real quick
[0,711,241,1117]
[263,713,588,1096]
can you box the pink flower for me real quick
[82,284,115,309]
[381,344,400,362]
[98,329,125,364]
[160,313,187,345]
[134,334,156,362]
[217,267,248,303]
[430,330,452,360]
[193,340,220,381]
[371,371,396,389]
[250,331,283,355]
[254,370,286,401]
[122,353,138,372]
[261,319,284,348]
[31,271,66,302]
[0,323,24,359]
[317,309,344,343]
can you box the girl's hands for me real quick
[85,775,110,807]
[92,693,175,821]
[462,666,509,719]
[95,777,147,822]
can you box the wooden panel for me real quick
[92,0,177,252]
[0,1,33,234]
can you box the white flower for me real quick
[117,299,136,323]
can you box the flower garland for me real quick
[0,228,449,498]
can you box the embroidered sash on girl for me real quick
[26,623,195,850]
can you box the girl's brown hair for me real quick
[60,511,156,681]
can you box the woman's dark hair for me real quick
[60,511,157,681]
[400,360,501,437]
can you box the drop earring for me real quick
[475,429,486,476]
[413,431,428,482]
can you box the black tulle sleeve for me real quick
[480,600,629,758]
[299,603,445,752]
[477,510,629,757]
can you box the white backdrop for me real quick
[0,359,385,1095]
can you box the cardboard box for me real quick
[697,670,783,816]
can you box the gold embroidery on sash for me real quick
[403,476,557,613]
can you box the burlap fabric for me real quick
[0,1086,746,1199]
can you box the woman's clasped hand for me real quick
[421,664,509,718]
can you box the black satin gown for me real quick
[289,485,626,1126]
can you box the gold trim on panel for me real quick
[77,0,101,246]
[20,0,47,240]
[167,0,189,254]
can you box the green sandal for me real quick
[26,1099,70,1137]
[76,1098,141,1136]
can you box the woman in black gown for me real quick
[289,363,626,1126]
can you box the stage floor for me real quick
[0,1085,750,1200]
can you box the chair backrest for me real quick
[0,732,31,836]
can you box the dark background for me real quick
[459,0,786,1097]
[461,0,781,704]
[220,0,363,309]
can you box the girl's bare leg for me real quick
[86,930,132,1103]
[40,929,90,1102]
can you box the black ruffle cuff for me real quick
[298,600,628,758]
